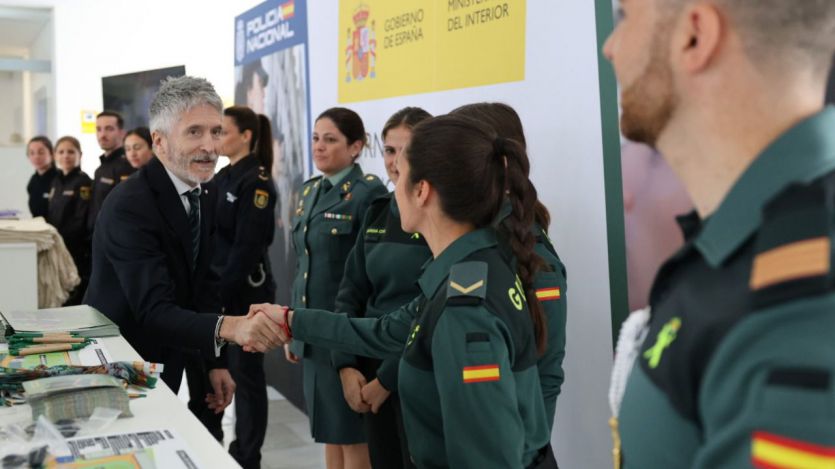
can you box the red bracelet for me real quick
[279,307,293,340]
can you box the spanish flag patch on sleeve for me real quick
[752,431,835,469]
[535,287,561,301]
[462,365,500,383]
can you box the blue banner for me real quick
[235,0,309,65]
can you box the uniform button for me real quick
[304,226,308,232]
[304,272,308,279]
[331,228,338,235]
[305,248,309,255]
[302,295,306,303]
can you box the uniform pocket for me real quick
[466,332,492,354]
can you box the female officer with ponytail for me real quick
[331,107,433,469]
[212,106,277,468]
[252,114,553,469]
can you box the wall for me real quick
[29,15,54,138]
[0,1,618,466]
[0,146,33,215]
[0,70,23,144]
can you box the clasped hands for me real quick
[218,303,293,353]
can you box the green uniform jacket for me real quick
[532,226,568,430]
[290,164,387,352]
[619,107,835,468]
[293,228,550,468]
[331,193,432,391]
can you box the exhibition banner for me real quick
[338,0,526,103]
[234,0,311,309]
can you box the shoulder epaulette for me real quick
[370,192,393,206]
[359,173,383,186]
[750,173,833,309]
[446,261,488,305]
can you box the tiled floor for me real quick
[179,380,324,469]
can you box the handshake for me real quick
[218,303,295,353]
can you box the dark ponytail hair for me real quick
[224,106,274,170]
[451,102,551,231]
[407,115,547,353]
[27,135,54,155]
[382,107,432,139]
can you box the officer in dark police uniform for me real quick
[28,166,57,218]
[26,136,57,219]
[211,106,278,469]
[47,156,92,305]
[604,1,835,467]
[88,111,135,231]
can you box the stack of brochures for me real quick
[0,305,119,339]
[23,374,131,421]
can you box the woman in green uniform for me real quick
[47,136,93,305]
[453,103,567,467]
[256,114,553,468]
[331,107,432,468]
[289,107,387,469]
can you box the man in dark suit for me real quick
[85,76,284,432]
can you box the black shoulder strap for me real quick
[750,170,835,309]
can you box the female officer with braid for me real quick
[253,114,553,469]
[453,102,566,468]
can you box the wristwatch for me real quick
[214,315,228,354]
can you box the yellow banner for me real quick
[339,0,526,103]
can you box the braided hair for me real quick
[407,115,547,353]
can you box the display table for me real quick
[0,335,240,468]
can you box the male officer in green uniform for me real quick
[604,0,835,467]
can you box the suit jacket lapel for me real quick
[146,158,195,273]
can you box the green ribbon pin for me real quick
[643,317,681,369]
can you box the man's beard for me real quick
[168,142,218,185]
[620,33,677,148]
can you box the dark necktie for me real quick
[185,188,201,268]
[322,179,333,193]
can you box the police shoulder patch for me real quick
[258,166,269,181]
[79,186,91,200]
[254,189,269,209]
[447,261,488,304]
